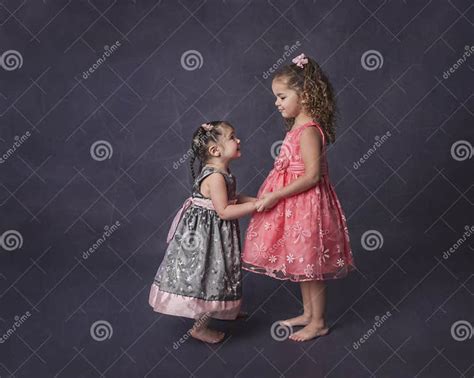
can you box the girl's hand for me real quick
[257,192,281,212]
[254,199,264,212]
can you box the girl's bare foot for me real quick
[289,322,329,342]
[190,327,225,344]
[279,314,312,327]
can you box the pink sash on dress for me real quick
[166,197,237,243]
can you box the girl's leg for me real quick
[189,314,225,344]
[280,281,312,327]
[289,281,329,342]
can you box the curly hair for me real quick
[189,121,234,180]
[273,57,338,144]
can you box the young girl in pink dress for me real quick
[242,53,356,342]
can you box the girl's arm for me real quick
[258,127,322,211]
[207,174,258,220]
[237,194,258,203]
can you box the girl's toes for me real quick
[215,331,225,343]
[289,333,299,342]
[209,331,225,343]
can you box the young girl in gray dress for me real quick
[149,121,261,344]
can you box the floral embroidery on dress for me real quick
[336,258,345,267]
[268,255,277,264]
[264,222,272,231]
[246,225,258,240]
[304,264,314,278]
[254,242,268,259]
[285,209,293,218]
[265,267,277,278]
[286,253,295,264]
[274,206,284,220]
[319,248,330,266]
[293,222,311,243]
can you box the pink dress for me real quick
[242,120,356,281]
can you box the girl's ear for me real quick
[299,90,307,104]
[208,144,221,157]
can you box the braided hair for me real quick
[273,56,338,144]
[189,121,233,181]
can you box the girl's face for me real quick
[213,126,241,160]
[272,78,303,118]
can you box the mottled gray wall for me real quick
[0,1,472,377]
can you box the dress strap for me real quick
[194,166,223,190]
[193,166,234,198]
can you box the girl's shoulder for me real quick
[292,120,326,145]
[193,166,236,199]
[289,120,321,132]
[195,166,234,184]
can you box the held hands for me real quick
[254,192,281,212]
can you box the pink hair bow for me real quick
[292,53,308,68]
[201,123,213,131]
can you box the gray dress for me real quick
[148,166,242,320]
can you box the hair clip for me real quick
[201,123,213,131]
[292,53,308,68]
